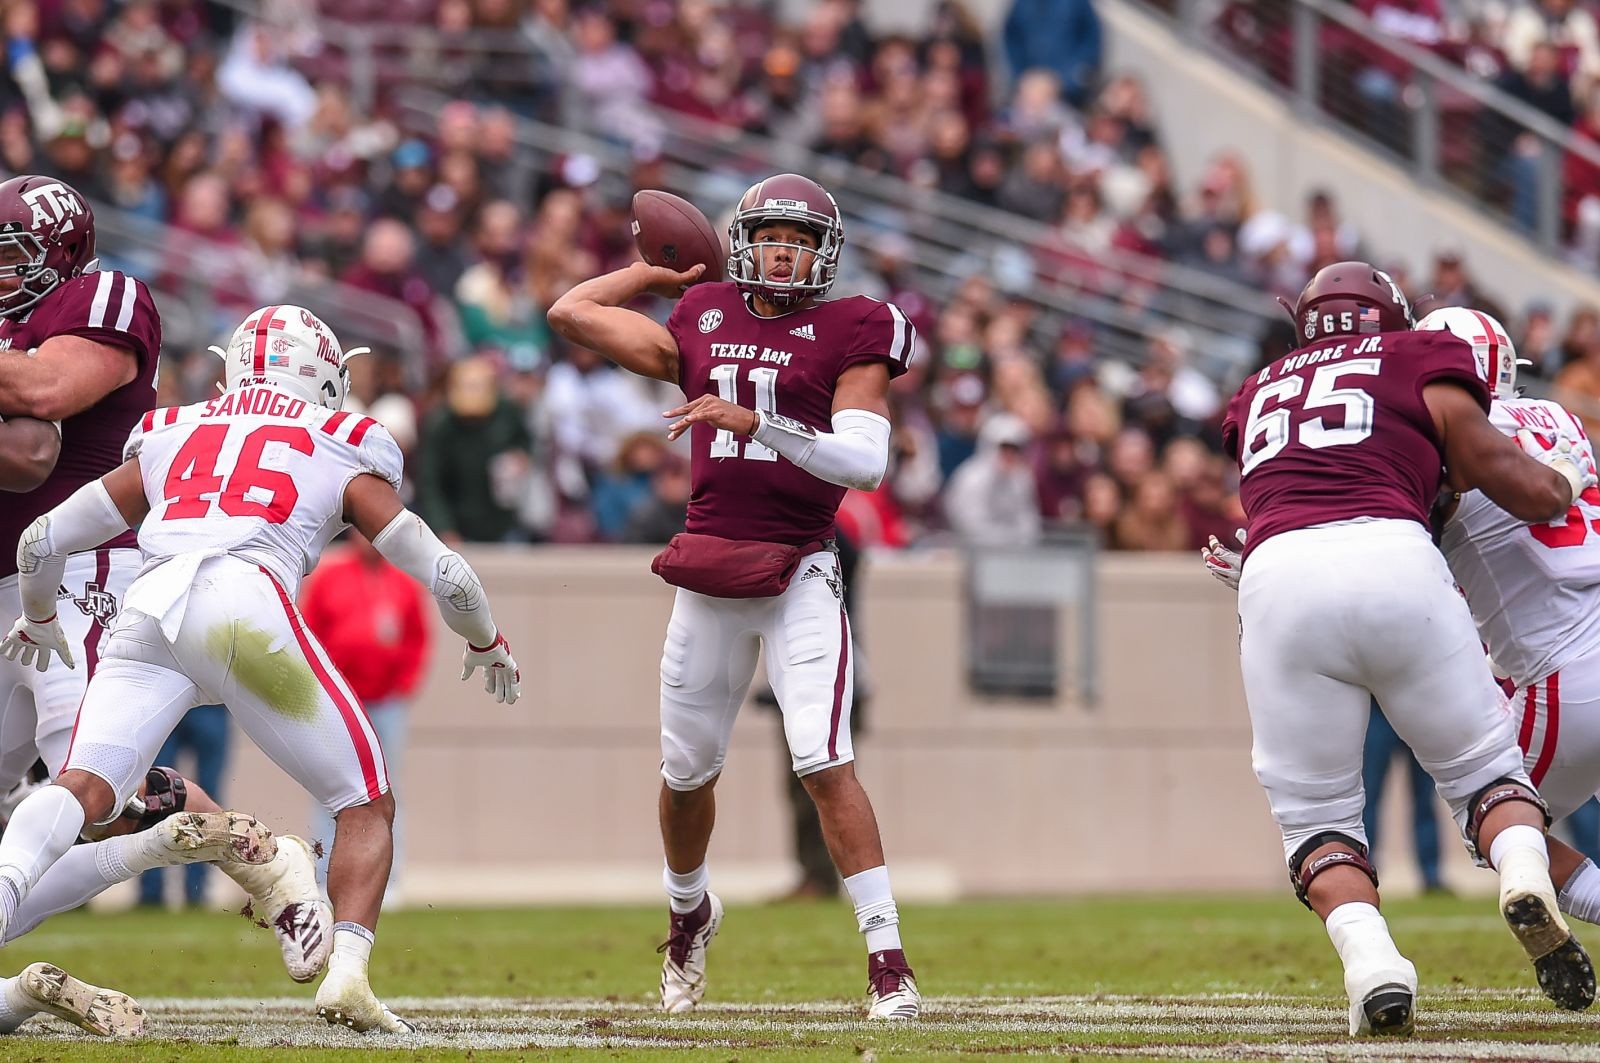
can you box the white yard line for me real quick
[11,994,1600,1055]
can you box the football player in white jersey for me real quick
[0,305,523,1034]
[1206,306,1600,934]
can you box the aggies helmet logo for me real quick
[18,182,85,234]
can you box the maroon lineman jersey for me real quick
[1221,329,1487,559]
[665,282,914,545]
[0,270,160,579]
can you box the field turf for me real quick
[7,893,1600,1060]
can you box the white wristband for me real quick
[750,407,891,491]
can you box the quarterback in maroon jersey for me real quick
[1219,261,1597,1035]
[550,174,919,1019]
[0,177,331,1000]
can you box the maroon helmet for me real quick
[1290,260,1413,344]
[727,173,844,308]
[0,175,97,317]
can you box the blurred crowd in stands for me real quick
[4,0,1600,551]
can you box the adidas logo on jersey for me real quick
[798,564,827,582]
[788,323,815,341]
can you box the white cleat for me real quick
[17,962,146,1038]
[314,964,415,1034]
[658,893,723,1013]
[866,950,921,1020]
[221,835,332,982]
[156,811,277,866]
[1501,853,1596,1011]
[1344,955,1417,1037]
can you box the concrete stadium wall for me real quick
[206,548,1487,905]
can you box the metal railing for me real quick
[92,203,431,385]
[205,0,558,113]
[396,88,1281,381]
[1145,0,1600,258]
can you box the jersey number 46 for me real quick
[163,424,311,524]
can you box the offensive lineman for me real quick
[1209,306,1600,938]
[1220,261,1597,1035]
[0,304,523,1033]
[548,174,919,1018]
[0,176,327,1001]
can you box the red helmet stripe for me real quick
[251,305,285,377]
[1469,309,1500,387]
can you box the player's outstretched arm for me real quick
[2,459,147,670]
[546,261,703,384]
[0,415,60,491]
[344,473,521,705]
[0,336,137,422]
[1426,381,1583,523]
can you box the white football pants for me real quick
[0,548,138,786]
[1239,520,1531,863]
[1512,660,1600,823]
[660,548,855,790]
[62,556,389,817]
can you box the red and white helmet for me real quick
[1415,306,1522,399]
[209,305,369,410]
[727,173,844,308]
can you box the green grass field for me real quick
[5,894,1600,1060]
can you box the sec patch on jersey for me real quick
[632,190,726,283]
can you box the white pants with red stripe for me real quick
[62,555,388,817]
[0,548,138,787]
[1513,665,1600,822]
[1239,521,1531,862]
[660,548,855,790]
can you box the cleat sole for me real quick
[1361,984,1415,1037]
[1504,893,1597,1010]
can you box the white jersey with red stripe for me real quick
[1440,396,1600,687]
[121,385,402,603]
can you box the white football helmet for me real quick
[208,305,369,410]
[1415,306,1524,400]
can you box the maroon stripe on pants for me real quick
[61,549,112,772]
[827,608,849,761]
[1518,685,1537,756]
[85,549,109,677]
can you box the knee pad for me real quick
[1467,777,1550,850]
[1288,831,1379,911]
[118,766,189,832]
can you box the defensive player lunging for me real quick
[0,305,522,1034]
[1218,263,1597,1035]
[549,174,920,1019]
[0,174,326,1028]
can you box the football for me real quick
[632,190,726,284]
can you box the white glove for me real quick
[461,630,520,705]
[1200,528,1246,591]
[1517,428,1598,503]
[0,614,75,672]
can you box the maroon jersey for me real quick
[1221,329,1487,559]
[666,282,914,545]
[0,270,160,579]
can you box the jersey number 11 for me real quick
[708,364,780,462]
